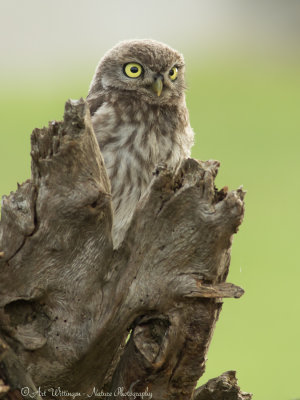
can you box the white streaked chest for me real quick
[92,104,182,186]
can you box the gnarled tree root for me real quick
[0,99,249,399]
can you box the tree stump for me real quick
[0,99,251,399]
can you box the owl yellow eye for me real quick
[124,63,143,78]
[169,66,178,81]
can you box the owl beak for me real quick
[152,75,164,97]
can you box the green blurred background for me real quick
[1,1,299,398]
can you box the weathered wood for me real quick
[0,99,113,391]
[193,371,252,400]
[0,98,247,399]
[0,336,42,400]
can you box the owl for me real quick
[87,39,194,248]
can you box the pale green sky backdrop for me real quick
[1,0,300,74]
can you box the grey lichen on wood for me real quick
[0,99,251,399]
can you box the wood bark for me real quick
[193,371,252,400]
[0,99,251,399]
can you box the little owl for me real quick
[87,39,194,248]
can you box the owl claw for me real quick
[153,162,168,176]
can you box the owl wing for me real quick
[86,91,106,116]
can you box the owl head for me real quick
[88,39,186,109]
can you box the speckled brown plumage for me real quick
[87,39,194,247]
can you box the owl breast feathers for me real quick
[87,39,194,248]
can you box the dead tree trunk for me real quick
[0,99,251,399]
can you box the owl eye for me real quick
[169,66,178,81]
[124,63,143,78]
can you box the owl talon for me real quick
[153,162,168,176]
